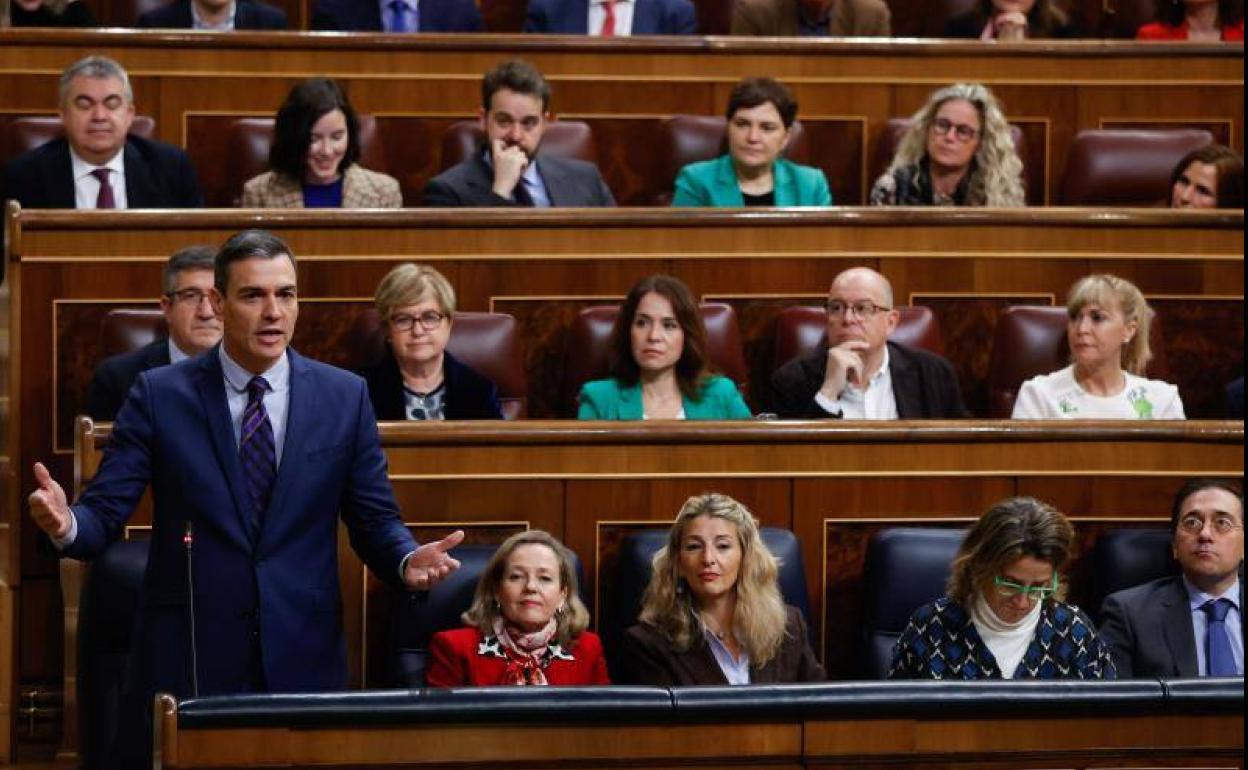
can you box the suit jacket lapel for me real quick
[887,343,922,418]
[618,382,643,419]
[632,0,657,33]
[193,350,256,545]
[537,156,567,206]
[1161,577,1199,677]
[123,140,160,208]
[711,155,744,206]
[172,0,194,25]
[261,349,312,546]
[679,639,729,684]
[48,140,77,208]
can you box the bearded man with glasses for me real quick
[87,245,222,420]
[770,266,967,419]
[1099,479,1244,678]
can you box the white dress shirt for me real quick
[70,147,127,209]
[589,0,634,35]
[219,346,290,466]
[814,346,900,419]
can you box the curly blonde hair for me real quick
[637,493,789,666]
[887,83,1025,207]
[1066,274,1154,375]
[462,530,592,649]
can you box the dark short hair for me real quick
[1170,144,1245,209]
[606,274,711,400]
[269,78,361,182]
[1158,0,1242,27]
[973,0,1069,36]
[725,77,798,129]
[481,59,551,113]
[214,230,295,294]
[162,245,216,295]
[1169,478,1245,532]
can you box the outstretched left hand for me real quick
[403,529,465,590]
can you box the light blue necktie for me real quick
[1202,598,1237,677]
[387,0,418,32]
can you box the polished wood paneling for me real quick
[0,33,1241,206]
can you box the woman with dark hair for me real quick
[426,530,609,687]
[1170,144,1244,208]
[890,497,1115,680]
[1,0,95,26]
[1137,0,1243,40]
[620,493,824,685]
[945,0,1078,40]
[242,77,401,208]
[577,275,752,420]
[672,77,831,207]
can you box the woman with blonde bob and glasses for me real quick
[870,83,1024,208]
[890,497,1115,680]
[426,530,609,686]
[360,263,503,421]
[1012,274,1184,420]
[619,493,824,685]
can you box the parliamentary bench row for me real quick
[153,680,1243,768]
[0,111,1223,207]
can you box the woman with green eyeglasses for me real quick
[889,497,1115,680]
[360,263,503,421]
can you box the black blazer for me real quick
[619,606,825,686]
[1098,574,1245,678]
[360,349,503,420]
[310,0,481,30]
[945,9,1080,38]
[138,0,288,28]
[769,340,969,419]
[9,1,97,25]
[523,0,697,34]
[87,339,172,422]
[2,135,203,210]
[422,152,615,207]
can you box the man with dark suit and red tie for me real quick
[524,0,697,34]
[28,230,464,766]
[1,55,202,212]
[87,245,223,421]
[1099,478,1244,678]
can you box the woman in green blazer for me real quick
[672,78,832,208]
[578,275,753,421]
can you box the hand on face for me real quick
[494,543,568,633]
[820,339,870,401]
[993,11,1028,40]
[490,138,530,199]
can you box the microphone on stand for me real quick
[184,521,199,698]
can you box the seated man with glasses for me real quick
[87,245,222,421]
[1099,479,1244,678]
[770,267,967,419]
[891,497,1115,680]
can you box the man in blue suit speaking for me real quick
[28,229,463,765]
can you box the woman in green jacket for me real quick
[578,275,753,420]
[672,77,831,208]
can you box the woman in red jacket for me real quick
[426,530,610,686]
[1136,0,1243,41]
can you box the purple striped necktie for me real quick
[91,167,116,209]
[240,376,276,527]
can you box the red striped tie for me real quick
[601,0,616,36]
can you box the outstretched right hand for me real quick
[28,462,72,540]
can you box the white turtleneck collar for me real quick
[969,593,1042,679]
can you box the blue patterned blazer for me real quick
[889,596,1116,680]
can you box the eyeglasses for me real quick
[1178,513,1243,536]
[166,288,211,306]
[931,117,979,143]
[390,311,447,332]
[992,574,1058,601]
[826,300,892,320]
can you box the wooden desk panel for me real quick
[0,33,1242,206]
